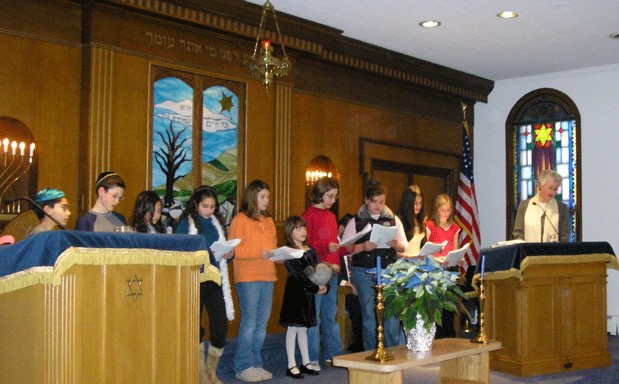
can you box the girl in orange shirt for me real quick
[229,180,277,382]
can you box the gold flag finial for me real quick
[461,101,467,119]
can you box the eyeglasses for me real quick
[106,190,125,201]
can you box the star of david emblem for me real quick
[126,274,143,302]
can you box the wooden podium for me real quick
[480,242,617,376]
[0,231,212,384]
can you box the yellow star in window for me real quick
[535,124,553,147]
[220,94,233,113]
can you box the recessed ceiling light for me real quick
[419,20,441,28]
[610,33,619,40]
[497,11,518,19]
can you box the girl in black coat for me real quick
[279,216,327,379]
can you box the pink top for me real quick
[301,206,345,269]
[426,220,461,257]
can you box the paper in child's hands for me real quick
[418,240,448,257]
[435,243,470,267]
[338,224,371,247]
[369,224,397,249]
[210,239,241,262]
[268,246,304,261]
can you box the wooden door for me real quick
[371,160,453,220]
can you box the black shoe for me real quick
[286,367,304,379]
[299,364,319,376]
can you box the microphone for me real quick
[3,196,67,230]
[531,202,559,241]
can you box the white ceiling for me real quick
[244,0,619,81]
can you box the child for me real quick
[175,186,234,384]
[228,180,277,383]
[425,193,461,338]
[341,180,408,351]
[76,172,126,232]
[279,216,325,379]
[425,193,461,257]
[301,177,344,369]
[397,185,427,256]
[27,188,71,236]
[130,190,168,234]
[338,213,363,353]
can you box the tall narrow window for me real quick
[506,88,581,241]
[150,66,245,228]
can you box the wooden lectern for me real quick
[479,242,617,377]
[0,231,214,384]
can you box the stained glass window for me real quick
[506,89,581,241]
[150,67,245,228]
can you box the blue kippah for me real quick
[35,188,65,203]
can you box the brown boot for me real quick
[199,342,210,384]
[206,344,224,384]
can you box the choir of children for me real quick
[31,172,463,382]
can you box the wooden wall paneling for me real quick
[273,84,292,222]
[108,52,151,216]
[289,93,364,218]
[360,138,460,204]
[0,0,82,44]
[81,47,115,214]
[0,34,81,227]
[86,2,260,83]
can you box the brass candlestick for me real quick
[472,277,489,344]
[366,284,394,362]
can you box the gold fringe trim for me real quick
[0,247,220,294]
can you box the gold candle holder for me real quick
[366,284,394,362]
[471,277,489,344]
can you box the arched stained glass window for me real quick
[505,88,581,241]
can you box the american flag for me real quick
[454,121,481,270]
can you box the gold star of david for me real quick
[126,274,143,301]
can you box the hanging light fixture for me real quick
[249,0,291,93]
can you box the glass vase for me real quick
[405,315,436,352]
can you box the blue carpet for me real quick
[216,334,619,384]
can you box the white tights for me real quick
[286,326,310,369]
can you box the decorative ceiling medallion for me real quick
[126,274,143,301]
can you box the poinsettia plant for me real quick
[382,256,466,331]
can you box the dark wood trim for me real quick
[96,0,494,102]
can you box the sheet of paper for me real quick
[490,239,525,248]
[435,243,470,267]
[210,238,241,262]
[338,223,372,247]
[268,246,305,261]
[418,240,448,256]
[369,224,397,249]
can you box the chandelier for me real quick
[249,0,291,93]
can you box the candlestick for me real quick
[18,142,25,156]
[10,141,17,155]
[472,276,489,344]
[29,143,35,158]
[480,255,485,279]
[377,255,383,286]
[366,284,393,362]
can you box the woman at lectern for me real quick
[512,169,570,242]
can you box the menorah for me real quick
[0,138,35,214]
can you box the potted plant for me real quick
[382,256,466,351]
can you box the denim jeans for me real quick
[352,266,403,351]
[308,274,342,362]
[234,281,274,373]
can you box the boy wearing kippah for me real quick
[27,188,71,237]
